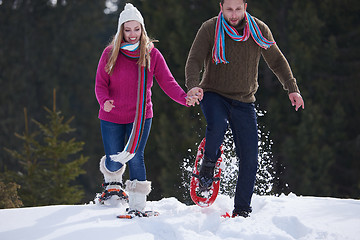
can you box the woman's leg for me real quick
[100,120,126,172]
[98,120,128,202]
[127,118,152,181]
[125,118,152,212]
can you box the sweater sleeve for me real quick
[259,21,300,93]
[153,49,188,106]
[95,47,111,109]
[185,20,213,91]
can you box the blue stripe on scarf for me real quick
[212,11,275,64]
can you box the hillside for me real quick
[1,194,359,240]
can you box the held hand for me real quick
[104,100,115,112]
[289,92,304,111]
[187,87,204,106]
[186,95,199,106]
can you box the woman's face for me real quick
[123,20,142,44]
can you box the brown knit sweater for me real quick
[185,16,300,103]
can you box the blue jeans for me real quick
[200,92,258,212]
[100,118,152,181]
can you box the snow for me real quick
[1,194,360,240]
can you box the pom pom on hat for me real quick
[115,3,146,43]
[118,3,144,30]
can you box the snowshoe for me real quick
[97,182,128,205]
[117,209,160,219]
[190,138,223,207]
[198,156,217,192]
[221,209,251,218]
[232,209,251,218]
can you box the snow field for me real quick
[1,194,359,240]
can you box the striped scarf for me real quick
[110,41,153,164]
[212,11,275,64]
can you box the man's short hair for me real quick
[220,0,247,5]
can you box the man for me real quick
[185,0,304,218]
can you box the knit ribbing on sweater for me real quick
[185,16,299,103]
[96,47,187,124]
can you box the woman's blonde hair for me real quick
[105,24,156,75]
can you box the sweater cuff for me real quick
[284,78,300,94]
[186,80,200,92]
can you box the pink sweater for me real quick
[95,46,188,124]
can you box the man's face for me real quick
[221,0,247,27]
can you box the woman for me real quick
[95,3,195,214]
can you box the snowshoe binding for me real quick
[117,209,160,219]
[190,138,223,207]
[221,208,252,218]
[97,182,128,205]
[198,158,217,192]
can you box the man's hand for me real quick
[104,100,115,112]
[187,87,204,106]
[289,92,304,111]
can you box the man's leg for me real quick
[200,92,230,189]
[229,101,258,215]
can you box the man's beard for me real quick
[225,17,244,28]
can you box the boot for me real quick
[232,207,252,218]
[125,179,151,213]
[198,155,217,192]
[98,156,128,203]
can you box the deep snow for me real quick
[0,194,359,240]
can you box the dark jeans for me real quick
[100,118,152,181]
[200,92,258,212]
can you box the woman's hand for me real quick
[186,87,204,106]
[104,100,115,112]
[186,95,199,106]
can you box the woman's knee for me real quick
[105,156,124,172]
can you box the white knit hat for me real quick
[115,3,145,38]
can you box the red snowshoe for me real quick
[190,138,223,207]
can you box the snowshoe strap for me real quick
[201,161,217,168]
[127,209,148,217]
[102,182,124,188]
[99,188,128,202]
[192,173,220,182]
[232,210,250,218]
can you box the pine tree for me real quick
[0,181,23,209]
[3,89,88,206]
[0,0,108,202]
